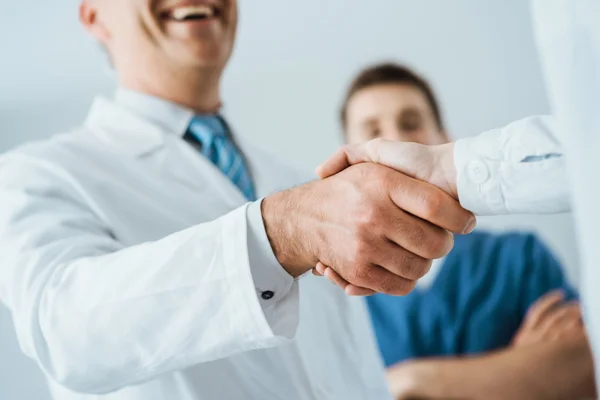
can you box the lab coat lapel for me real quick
[84,96,258,208]
[84,97,166,157]
[159,138,249,208]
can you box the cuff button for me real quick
[261,290,275,300]
[467,160,490,184]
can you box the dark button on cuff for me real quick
[261,290,275,300]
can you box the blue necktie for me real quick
[187,115,257,201]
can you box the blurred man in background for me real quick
[337,62,596,399]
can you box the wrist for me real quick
[433,143,458,200]
[387,361,439,399]
[261,188,316,278]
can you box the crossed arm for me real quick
[387,336,594,400]
[387,292,595,400]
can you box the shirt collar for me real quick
[115,87,195,138]
[84,87,230,158]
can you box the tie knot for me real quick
[188,115,228,144]
[186,115,256,201]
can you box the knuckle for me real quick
[389,279,417,296]
[422,229,453,259]
[407,223,427,248]
[353,235,372,255]
[393,251,431,280]
[354,206,378,227]
[372,267,417,296]
[358,162,388,186]
[349,264,371,287]
[374,168,393,187]
[346,240,371,269]
[353,205,384,234]
[346,249,364,271]
[412,257,432,280]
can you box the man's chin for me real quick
[168,43,231,69]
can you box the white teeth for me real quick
[171,5,214,21]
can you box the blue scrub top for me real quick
[366,231,578,367]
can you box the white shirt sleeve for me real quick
[246,199,299,336]
[0,153,299,394]
[454,115,571,215]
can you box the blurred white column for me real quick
[531,0,600,384]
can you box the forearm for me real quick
[507,337,596,400]
[388,338,595,400]
[387,357,501,399]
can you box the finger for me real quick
[312,268,322,276]
[316,139,425,180]
[561,301,583,320]
[554,321,586,341]
[386,172,476,235]
[540,304,582,334]
[321,267,376,296]
[315,262,327,275]
[339,263,417,296]
[525,290,565,328]
[550,322,586,342]
[322,264,349,291]
[384,206,455,260]
[316,144,370,179]
[538,307,581,342]
[364,138,426,176]
[372,240,432,281]
[345,284,377,297]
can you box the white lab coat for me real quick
[454,0,600,384]
[0,91,391,400]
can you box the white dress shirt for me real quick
[454,0,600,384]
[0,89,391,400]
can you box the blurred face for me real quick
[80,0,237,75]
[344,83,449,145]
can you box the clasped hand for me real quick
[262,139,474,296]
[312,139,469,295]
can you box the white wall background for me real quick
[0,1,578,399]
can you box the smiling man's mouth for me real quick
[161,5,221,22]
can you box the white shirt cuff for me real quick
[454,116,570,215]
[246,199,299,337]
[454,133,507,215]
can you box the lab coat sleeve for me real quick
[0,153,299,394]
[453,115,571,215]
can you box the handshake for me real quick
[262,139,476,296]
